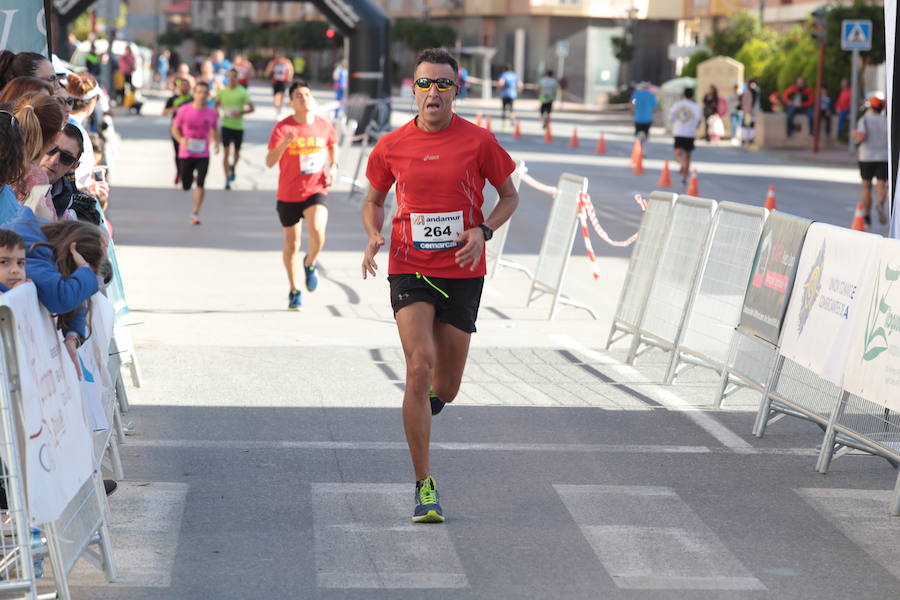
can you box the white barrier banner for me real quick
[3,284,93,524]
[78,294,115,432]
[778,224,879,386]
[843,238,900,410]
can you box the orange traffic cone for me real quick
[764,185,777,210]
[485,115,492,132]
[475,111,483,127]
[851,202,867,231]
[657,159,672,187]
[595,133,606,154]
[569,127,580,148]
[544,120,554,143]
[631,140,645,175]
[686,170,699,196]
[512,118,522,139]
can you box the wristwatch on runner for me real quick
[479,223,493,241]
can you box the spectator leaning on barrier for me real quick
[0,111,26,224]
[853,94,890,226]
[41,123,102,223]
[0,51,62,93]
[0,229,26,292]
[67,73,109,207]
[782,76,814,138]
[5,206,110,377]
[11,93,65,221]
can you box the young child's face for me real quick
[0,246,25,289]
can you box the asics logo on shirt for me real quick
[423,155,440,162]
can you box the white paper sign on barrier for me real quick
[779,224,879,386]
[78,294,115,432]
[2,284,93,525]
[843,238,900,410]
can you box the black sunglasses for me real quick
[47,146,78,166]
[414,77,456,92]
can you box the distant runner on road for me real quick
[265,80,337,311]
[215,69,255,190]
[265,52,294,119]
[362,48,519,524]
[171,81,219,225]
[668,87,702,187]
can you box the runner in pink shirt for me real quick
[172,81,220,225]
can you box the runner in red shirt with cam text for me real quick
[265,80,337,311]
[361,48,519,523]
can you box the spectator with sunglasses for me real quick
[40,124,96,221]
[362,48,519,523]
[0,110,26,225]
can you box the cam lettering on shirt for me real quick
[288,137,327,154]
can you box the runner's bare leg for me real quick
[282,224,302,290]
[302,204,328,266]
[397,302,439,481]
[431,321,472,404]
[192,187,204,215]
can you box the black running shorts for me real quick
[388,274,485,334]
[276,194,327,227]
[859,161,888,181]
[180,157,209,190]
[272,81,286,95]
[673,136,696,152]
[634,122,651,136]
[221,127,244,150]
[540,101,553,116]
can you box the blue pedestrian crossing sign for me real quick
[841,20,872,51]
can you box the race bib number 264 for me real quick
[411,211,464,250]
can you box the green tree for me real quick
[392,21,456,52]
[734,38,775,81]
[706,11,760,57]
[681,50,710,78]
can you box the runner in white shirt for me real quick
[668,87,703,186]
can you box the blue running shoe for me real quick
[288,289,302,311]
[304,256,319,292]
[413,476,444,523]
[429,387,446,416]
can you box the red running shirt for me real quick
[366,115,516,278]
[268,115,337,203]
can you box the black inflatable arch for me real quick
[306,0,391,130]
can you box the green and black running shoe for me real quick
[429,387,446,416]
[413,476,444,523]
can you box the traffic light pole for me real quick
[849,48,860,154]
[812,40,825,153]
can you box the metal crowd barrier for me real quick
[626,195,717,365]
[526,173,596,320]
[717,211,811,409]
[666,202,768,384]
[485,162,526,279]
[605,192,676,351]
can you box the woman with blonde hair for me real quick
[65,72,108,203]
[0,76,54,103]
[11,93,64,220]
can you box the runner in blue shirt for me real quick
[630,82,658,141]
[496,65,522,124]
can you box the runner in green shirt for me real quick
[215,69,255,190]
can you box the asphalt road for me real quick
[59,86,900,599]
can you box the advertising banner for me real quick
[739,211,812,344]
[2,284,92,525]
[0,0,49,54]
[778,224,879,385]
[843,238,900,411]
[78,294,115,432]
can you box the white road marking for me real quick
[556,485,766,591]
[68,482,189,588]
[551,335,755,452]
[127,438,815,455]
[313,483,467,588]
[796,487,900,581]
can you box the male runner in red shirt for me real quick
[266,80,337,310]
[362,48,519,523]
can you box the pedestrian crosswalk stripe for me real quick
[556,485,766,590]
[312,483,468,588]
